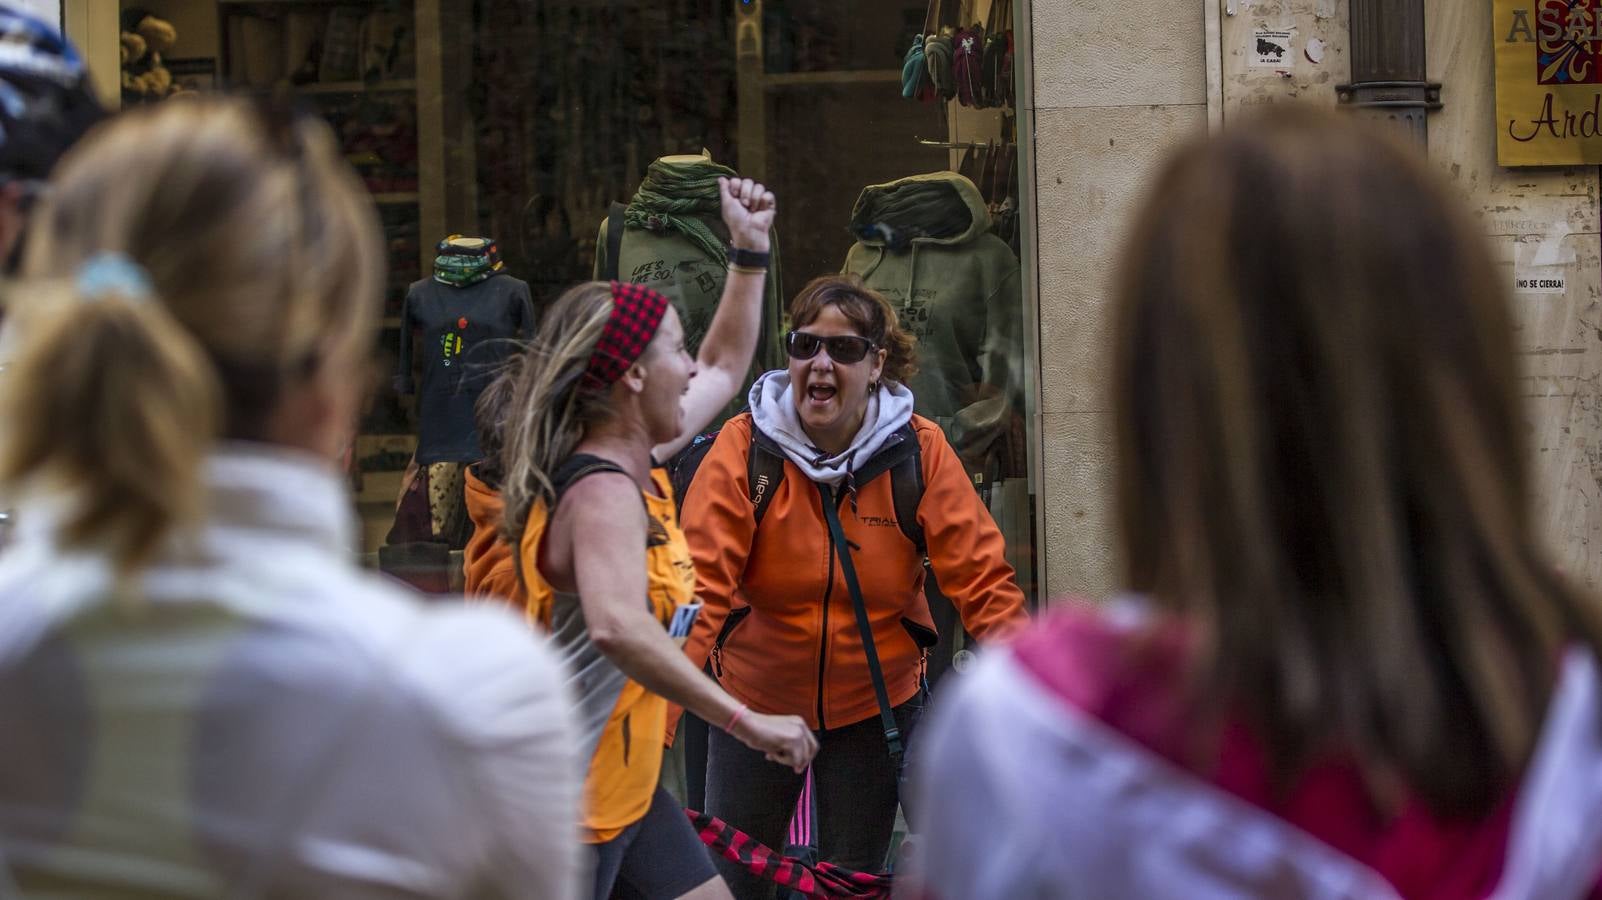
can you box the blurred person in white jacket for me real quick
[0,96,582,898]
[908,108,1602,900]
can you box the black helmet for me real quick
[0,6,104,188]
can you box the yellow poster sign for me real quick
[1496,0,1602,165]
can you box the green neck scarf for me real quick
[433,234,504,287]
[624,157,738,267]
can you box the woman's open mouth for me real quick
[806,384,837,405]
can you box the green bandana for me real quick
[624,157,738,267]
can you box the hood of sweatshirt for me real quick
[847,171,991,251]
[747,370,915,486]
[916,606,1602,900]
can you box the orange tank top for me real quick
[518,460,694,842]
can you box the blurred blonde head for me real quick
[0,96,382,569]
[1113,106,1602,817]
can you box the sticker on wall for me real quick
[1514,271,1567,294]
[1251,29,1294,68]
[1512,222,1574,294]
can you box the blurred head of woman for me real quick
[1112,106,1602,817]
[784,274,916,453]
[0,96,382,569]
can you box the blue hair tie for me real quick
[76,253,153,302]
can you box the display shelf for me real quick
[297,79,418,95]
[763,69,902,88]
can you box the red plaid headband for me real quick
[581,281,672,390]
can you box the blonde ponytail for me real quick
[0,282,221,568]
[499,282,616,543]
[0,96,381,571]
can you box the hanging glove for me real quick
[901,33,929,100]
[925,28,957,102]
[953,25,986,108]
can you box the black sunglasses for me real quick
[786,330,877,365]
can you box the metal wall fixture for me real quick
[1336,0,1442,145]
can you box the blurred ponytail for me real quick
[0,282,221,568]
[0,96,381,571]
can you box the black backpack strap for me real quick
[846,424,927,556]
[551,453,629,506]
[668,431,721,516]
[818,481,904,762]
[748,425,787,526]
[513,454,630,593]
[603,202,626,281]
[890,432,926,557]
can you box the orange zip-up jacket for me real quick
[676,412,1028,735]
[462,466,525,614]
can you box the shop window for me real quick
[112,0,1036,641]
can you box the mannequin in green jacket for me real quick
[841,171,1023,475]
[841,171,1027,691]
[596,152,785,426]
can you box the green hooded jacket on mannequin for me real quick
[842,171,1022,471]
[595,153,785,427]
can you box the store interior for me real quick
[107,0,1033,624]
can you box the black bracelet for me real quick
[727,245,771,269]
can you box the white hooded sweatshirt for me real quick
[909,600,1602,900]
[746,370,916,486]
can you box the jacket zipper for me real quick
[816,485,836,729]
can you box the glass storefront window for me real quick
[102,0,1037,658]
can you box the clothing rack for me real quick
[918,137,997,150]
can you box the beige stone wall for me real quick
[1027,0,1602,594]
[1427,1,1602,586]
[1026,1,1210,599]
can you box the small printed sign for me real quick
[1251,30,1294,68]
[1515,271,1568,293]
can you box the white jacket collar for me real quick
[14,442,356,560]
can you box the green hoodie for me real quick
[842,172,1022,469]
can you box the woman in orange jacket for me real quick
[677,274,1028,899]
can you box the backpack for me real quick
[668,420,928,556]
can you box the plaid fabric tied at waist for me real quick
[687,810,892,899]
[582,280,670,390]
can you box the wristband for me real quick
[728,264,768,276]
[727,245,771,269]
[725,703,749,733]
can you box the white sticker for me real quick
[1251,30,1294,68]
[1515,272,1567,294]
[1305,37,1326,64]
[1511,223,1573,295]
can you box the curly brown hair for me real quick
[787,274,918,384]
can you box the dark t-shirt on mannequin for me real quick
[394,274,535,464]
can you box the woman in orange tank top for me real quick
[497,178,818,900]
